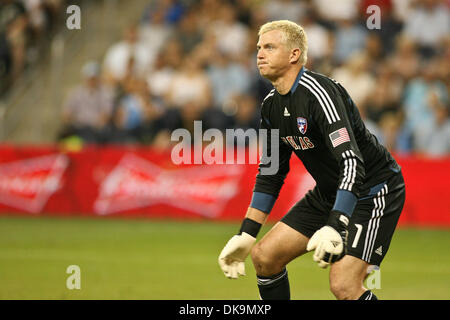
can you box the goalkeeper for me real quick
[218,20,405,300]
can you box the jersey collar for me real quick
[290,66,305,94]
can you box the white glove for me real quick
[306,226,344,269]
[218,232,256,279]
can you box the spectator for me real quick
[391,0,415,23]
[107,103,140,144]
[0,0,65,96]
[108,79,163,145]
[414,88,450,157]
[332,18,367,64]
[0,31,13,94]
[42,0,448,158]
[300,10,331,64]
[433,36,450,84]
[165,53,211,110]
[230,94,260,131]
[404,0,450,57]
[59,61,114,143]
[206,50,252,110]
[365,32,384,67]
[332,52,375,113]
[378,111,412,154]
[264,0,307,22]
[388,35,421,83]
[139,5,173,57]
[314,0,361,25]
[146,39,183,101]
[103,25,156,85]
[210,3,249,60]
[155,101,208,142]
[365,62,403,124]
[402,58,448,148]
[172,7,203,55]
[141,0,185,25]
[1,1,27,83]
[196,0,223,30]
[360,0,403,55]
[233,0,253,27]
[218,94,260,149]
[23,0,48,38]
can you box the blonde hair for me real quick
[258,20,308,65]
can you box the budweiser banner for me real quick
[0,144,448,227]
[0,153,68,213]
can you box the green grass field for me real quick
[0,216,448,300]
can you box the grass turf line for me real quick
[0,216,448,299]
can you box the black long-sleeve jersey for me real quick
[253,68,401,215]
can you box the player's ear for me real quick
[289,48,301,64]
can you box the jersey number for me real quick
[352,224,363,248]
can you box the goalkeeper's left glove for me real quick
[306,211,349,268]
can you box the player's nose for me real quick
[257,49,265,60]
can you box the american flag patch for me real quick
[329,127,350,148]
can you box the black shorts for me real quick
[281,172,406,266]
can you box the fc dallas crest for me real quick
[94,154,244,217]
[297,117,308,134]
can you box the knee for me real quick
[250,243,283,276]
[329,275,362,300]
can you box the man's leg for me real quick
[250,221,309,300]
[329,173,406,300]
[329,255,376,300]
[251,187,331,300]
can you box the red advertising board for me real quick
[0,144,448,227]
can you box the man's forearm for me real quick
[245,207,269,225]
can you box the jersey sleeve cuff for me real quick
[332,189,357,217]
[249,192,277,213]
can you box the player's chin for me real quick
[258,66,272,79]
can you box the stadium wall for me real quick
[0,144,448,227]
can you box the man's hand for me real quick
[307,211,349,268]
[218,232,256,279]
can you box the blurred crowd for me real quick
[32,0,450,156]
[0,0,68,95]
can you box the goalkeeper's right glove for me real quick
[218,218,261,279]
[218,232,256,279]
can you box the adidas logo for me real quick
[284,107,290,116]
[375,246,383,255]
[331,240,340,248]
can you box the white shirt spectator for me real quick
[303,23,329,60]
[103,27,156,81]
[103,42,155,81]
[332,54,375,110]
[212,21,248,58]
[314,0,361,21]
[147,67,174,98]
[211,5,249,58]
[391,0,414,22]
[166,56,211,109]
[139,25,172,55]
[168,73,209,107]
[404,3,450,47]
